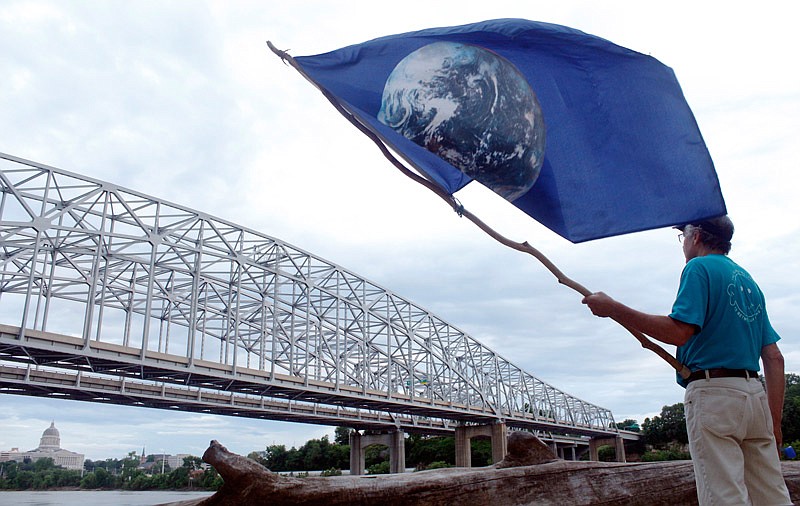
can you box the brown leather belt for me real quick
[686,368,759,384]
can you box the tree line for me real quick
[0,452,222,491]
[248,426,493,474]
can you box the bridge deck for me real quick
[0,324,634,440]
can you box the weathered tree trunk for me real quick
[161,432,800,506]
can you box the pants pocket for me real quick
[695,388,747,438]
[757,391,773,432]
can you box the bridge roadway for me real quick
[0,324,636,442]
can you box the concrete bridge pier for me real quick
[554,443,578,460]
[589,435,626,462]
[454,422,507,467]
[349,429,406,475]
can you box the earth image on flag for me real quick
[377,41,546,201]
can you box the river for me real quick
[0,490,214,505]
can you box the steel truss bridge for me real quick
[0,152,627,443]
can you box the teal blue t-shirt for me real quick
[669,254,780,387]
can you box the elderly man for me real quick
[582,216,791,505]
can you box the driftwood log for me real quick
[162,432,800,506]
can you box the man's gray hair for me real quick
[693,216,734,254]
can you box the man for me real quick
[582,216,791,505]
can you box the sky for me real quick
[1,0,799,462]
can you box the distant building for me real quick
[0,422,84,470]
[138,452,195,473]
[0,448,22,462]
[167,453,192,469]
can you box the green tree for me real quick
[94,467,114,488]
[16,470,35,489]
[366,460,390,474]
[51,468,80,487]
[183,456,204,471]
[198,466,223,489]
[642,403,687,446]
[422,461,453,470]
[80,471,98,489]
[260,444,289,471]
[127,473,153,490]
[470,438,493,466]
[149,472,170,489]
[1,461,20,489]
[285,447,304,471]
[257,435,350,472]
[328,442,349,470]
[597,445,617,462]
[334,427,352,445]
[364,444,388,470]
[33,458,55,472]
[301,437,330,471]
[782,373,800,443]
[168,466,190,488]
[407,435,455,468]
[83,459,96,473]
[641,446,691,461]
[120,451,141,483]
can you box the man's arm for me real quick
[582,292,696,347]
[761,342,786,451]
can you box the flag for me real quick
[291,18,726,243]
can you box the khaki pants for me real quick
[685,377,792,505]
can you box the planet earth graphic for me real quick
[377,41,546,201]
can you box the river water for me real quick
[0,490,214,505]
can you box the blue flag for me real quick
[292,19,726,243]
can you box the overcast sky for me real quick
[1,0,799,462]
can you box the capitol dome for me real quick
[37,422,61,451]
[7,421,84,470]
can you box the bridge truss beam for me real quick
[0,152,620,438]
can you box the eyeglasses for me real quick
[678,233,684,243]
